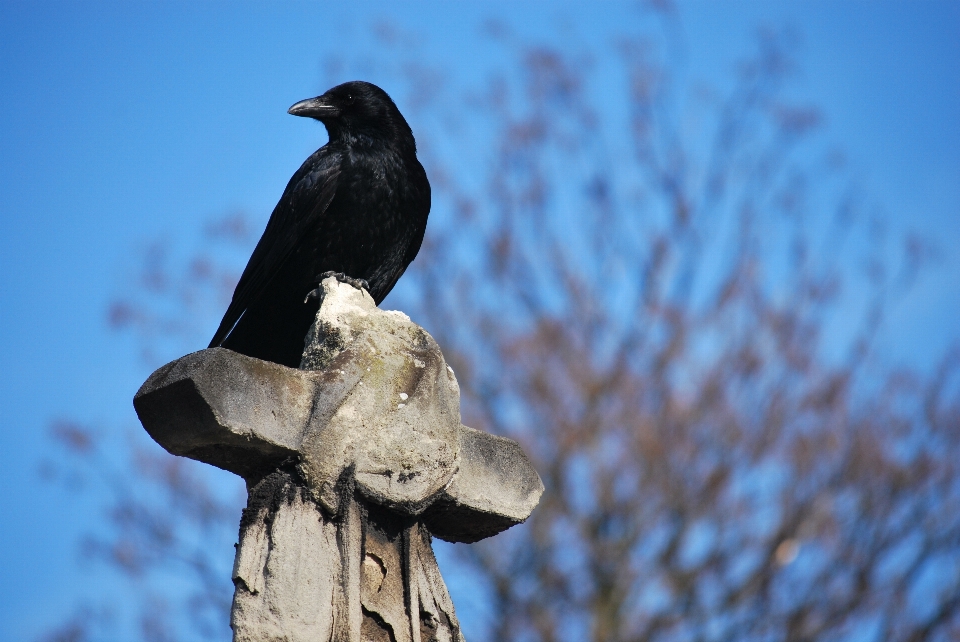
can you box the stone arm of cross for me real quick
[134,315,542,545]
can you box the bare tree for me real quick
[44,14,960,642]
[402,24,960,642]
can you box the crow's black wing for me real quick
[209,149,342,348]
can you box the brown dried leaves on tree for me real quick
[404,29,960,642]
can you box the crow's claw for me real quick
[303,287,323,304]
[315,271,370,292]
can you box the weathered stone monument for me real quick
[133,277,543,642]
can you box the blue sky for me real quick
[1,2,957,640]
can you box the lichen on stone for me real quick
[300,319,346,371]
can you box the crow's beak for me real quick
[288,96,339,120]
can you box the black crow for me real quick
[208,81,430,367]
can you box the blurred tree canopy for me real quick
[43,11,959,642]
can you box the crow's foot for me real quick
[305,271,370,304]
[317,271,370,292]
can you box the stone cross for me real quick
[133,278,543,642]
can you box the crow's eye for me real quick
[344,94,355,106]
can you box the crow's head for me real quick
[288,81,414,148]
